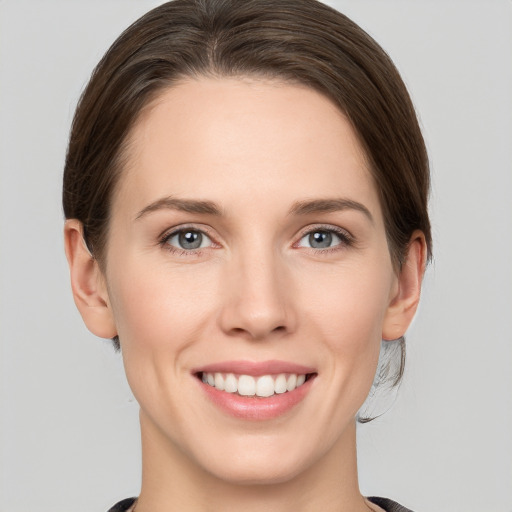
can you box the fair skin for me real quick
[65,77,426,512]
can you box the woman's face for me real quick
[102,77,401,483]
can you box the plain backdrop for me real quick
[1,1,511,511]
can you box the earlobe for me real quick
[382,230,427,341]
[64,219,117,339]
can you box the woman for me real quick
[63,0,431,510]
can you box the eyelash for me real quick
[295,225,354,253]
[159,225,216,257]
[159,224,354,256]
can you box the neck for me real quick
[135,412,371,512]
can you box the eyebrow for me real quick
[135,195,373,222]
[289,198,373,222]
[135,196,222,220]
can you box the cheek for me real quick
[106,261,220,397]
[109,261,212,344]
[300,260,393,346]
[105,262,222,433]
[299,260,394,406]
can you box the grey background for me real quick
[1,1,511,511]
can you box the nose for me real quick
[218,248,296,341]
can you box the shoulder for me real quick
[368,496,415,512]
[106,497,137,512]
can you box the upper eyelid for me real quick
[159,224,215,242]
[296,224,353,240]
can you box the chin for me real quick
[204,455,310,486]
[188,432,326,487]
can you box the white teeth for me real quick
[238,375,256,396]
[256,375,274,397]
[274,374,287,394]
[214,373,225,391]
[286,374,297,391]
[224,373,237,393]
[201,371,309,397]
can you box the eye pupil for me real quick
[179,230,202,249]
[309,231,332,248]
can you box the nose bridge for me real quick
[219,237,295,340]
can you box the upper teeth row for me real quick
[201,372,307,397]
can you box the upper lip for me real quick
[192,360,317,376]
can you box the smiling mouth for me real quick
[196,372,316,398]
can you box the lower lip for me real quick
[198,376,315,421]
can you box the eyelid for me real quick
[159,224,219,251]
[293,224,354,249]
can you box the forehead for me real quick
[114,77,380,220]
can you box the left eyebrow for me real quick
[289,198,373,223]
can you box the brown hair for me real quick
[63,0,432,399]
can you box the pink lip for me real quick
[192,359,316,376]
[192,360,317,421]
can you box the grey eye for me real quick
[309,231,333,248]
[298,229,343,249]
[166,229,212,250]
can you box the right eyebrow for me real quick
[135,196,223,220]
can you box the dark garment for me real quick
[108,496,414,511]
[368,496,414,512]
[107,497,136,512]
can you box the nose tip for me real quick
[228,308,288,341]
[231,322,286,341]
[218,256,295,341]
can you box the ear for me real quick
[382,230,427,341]
[64,219,117,339]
